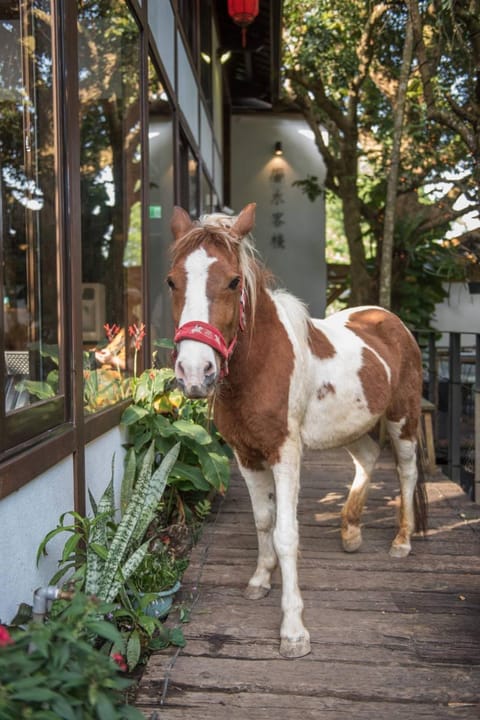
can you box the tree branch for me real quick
[407,0,478,152]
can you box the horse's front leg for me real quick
[238,460,278,600]
[272,438,311,659]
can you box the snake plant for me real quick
[96,441,180,602]
[38,441,180,603]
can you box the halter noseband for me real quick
[173,288,246,380]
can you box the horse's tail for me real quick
[414,450,428,534]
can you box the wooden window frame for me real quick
[0,1,150,509]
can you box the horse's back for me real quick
[300,306,422,449]
[311,306,420,377]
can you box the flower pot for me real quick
[138,580,181,618]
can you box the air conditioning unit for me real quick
[82,283,106,342]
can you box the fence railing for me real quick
[416,330,480,502]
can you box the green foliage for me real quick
[121,366,231,526]
[98,443,179,602]
[0,593,144,720]
[33,364,228,674]
[292,175,324,202]
[15,345,131,413]
[282,0,479,316]
[390,216,466,329]
[36,445,184,670]
[130,550,188,594]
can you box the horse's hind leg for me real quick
[342,434,381,552]
[386,420,419,558]
[237,460,278,600]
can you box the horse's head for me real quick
[168,203,256,398]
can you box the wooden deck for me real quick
[136,448,480,719]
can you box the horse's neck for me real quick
[228,287,287,381]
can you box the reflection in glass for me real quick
[201,172,215,214]
[77,0,143,413]
[148,59,174,349]
[187,148,198,220]
[0,1,60,413]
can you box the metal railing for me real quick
[417,331,480,502]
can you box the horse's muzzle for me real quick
[176,370,217,399]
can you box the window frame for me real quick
[0,0,69,455]
[0,0,149,503]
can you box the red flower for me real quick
[104,323,121,343]
[128,322,146,351]
[0,626,14,647]
[112,652,127,671]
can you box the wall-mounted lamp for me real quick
[219,50,232,64]
[274,141,283,156]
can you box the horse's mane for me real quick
[170,212,310,353]
[171,211,273,319]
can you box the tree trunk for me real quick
[341,189,373,306]
[379,18,414,309]
[339,134,373,306]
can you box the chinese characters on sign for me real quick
[270,165,285,249]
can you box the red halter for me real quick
[173,288,246,379]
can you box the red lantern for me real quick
[228,0,259,48]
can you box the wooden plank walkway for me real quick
[136,448,480,719]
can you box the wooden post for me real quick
[420,398,437,475]
[448,333,462,485]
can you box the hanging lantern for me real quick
[228,0,259,48]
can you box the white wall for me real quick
[230,114,327,318]
[148,115,175,344]
[433,282,480,347]
[0,426,127,624]
[85,426,127,515]
[0,456,74,624]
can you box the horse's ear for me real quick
[231,203,256,239]
[171,206,193,241]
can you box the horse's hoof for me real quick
[389,542,411,558]
[342,536,362,553]
[280,635,311,659]
[342,525,362,553]
[244,584,270,600]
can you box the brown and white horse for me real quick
[168,203,427,659]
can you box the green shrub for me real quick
[0,593,144,720]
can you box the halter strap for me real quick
[173,288,246,379]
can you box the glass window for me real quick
[0,0,64,449]
[199,2,212,113]
[179,136,198,219]
[148,58,174,349]
[178,0,198,60]
[77,0,143,414]
[201,171,215,214]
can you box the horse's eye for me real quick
[167,276,175,290]
[228,276,241,291]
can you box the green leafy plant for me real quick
[37,443,180,602]
[36,444,184,670]
[0,593,144,720]
[121,366,231,527]
[130,547,188,594]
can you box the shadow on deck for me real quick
[136,448,480,719]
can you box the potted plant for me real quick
[129,544,188,619]
[36,443,185,670]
